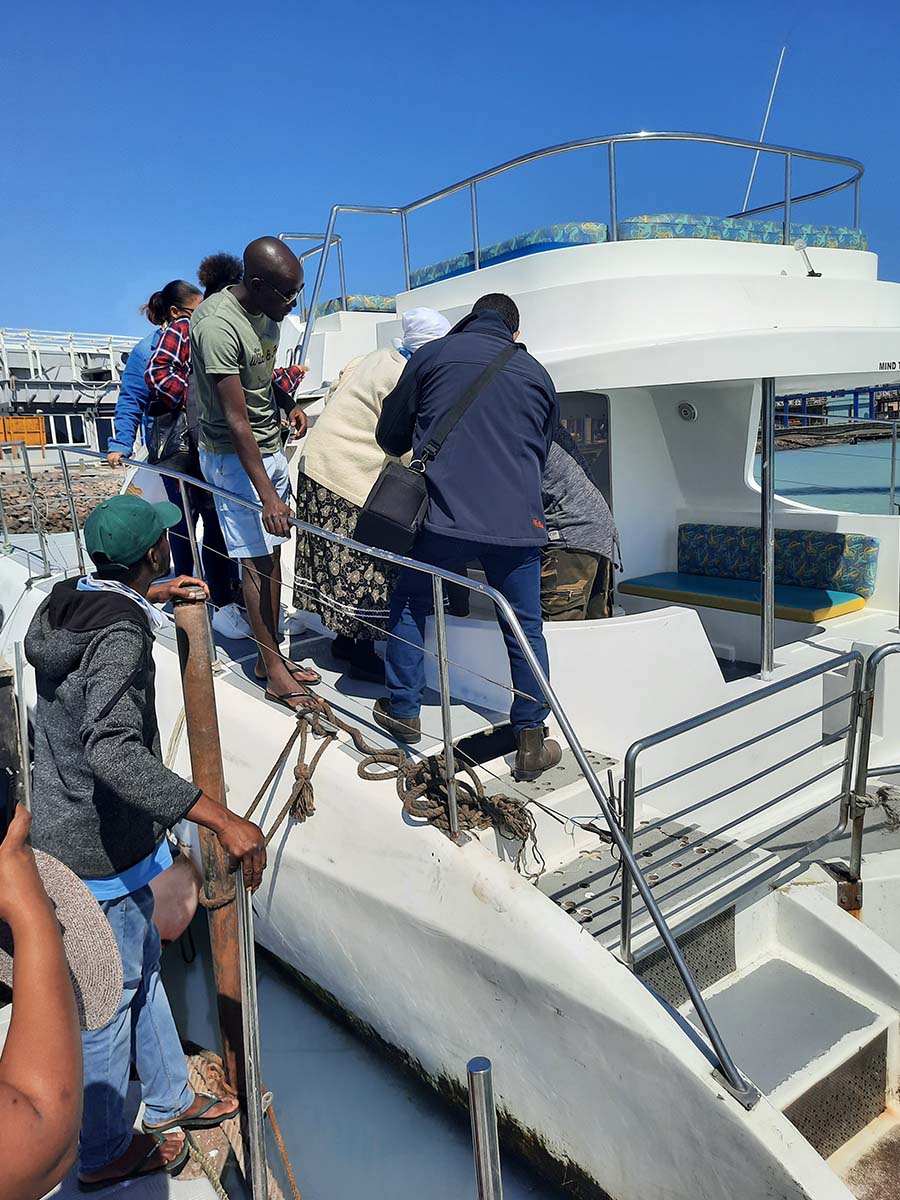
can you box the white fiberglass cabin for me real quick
[5,131,900,1200]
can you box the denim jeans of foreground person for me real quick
[384,531,551,734]
[79,885,193,1172]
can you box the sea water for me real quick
[754,439,896,515]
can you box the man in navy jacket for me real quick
[375,293,562,780]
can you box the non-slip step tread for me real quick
[686,958,878,1095]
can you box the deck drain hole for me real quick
[648,873,660,883]
[695,847,707,855]
[672,862,683,869]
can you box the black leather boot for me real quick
[514,726,562,782]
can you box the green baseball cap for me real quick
[84,493,183,567]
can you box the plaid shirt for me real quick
[144,317,190,411]
[145,317,304,412]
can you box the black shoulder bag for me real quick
[355,344,518,554]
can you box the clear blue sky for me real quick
[4,0,898,335]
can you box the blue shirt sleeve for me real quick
[108,329,159,454]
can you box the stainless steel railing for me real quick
[620,651,864,965]
[841,642,900,910]
[296,130,864,366]
[277,232,348,322]
[0,440,51,579]
[36,442,757,1106]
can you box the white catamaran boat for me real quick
[4,131,900,1200]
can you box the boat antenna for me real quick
[741,44,788,213]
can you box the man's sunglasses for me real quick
[255,277,301,306]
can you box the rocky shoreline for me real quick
[761,424,895,451]
[0,466,121,533]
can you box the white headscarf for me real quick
[393,307,451,356]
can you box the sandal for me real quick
[265,689,316,713]
[143,1091,239,1135]
[254,661,321,686]
[78,1131,187,1192]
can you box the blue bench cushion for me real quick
[313,294,396,318]
[409,222,609,289]
[678,524,879,599]
[618,572,865,623]
[617,213,867,251]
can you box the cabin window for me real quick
[558,392,612,510]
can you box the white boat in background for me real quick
[5,130,900,1200]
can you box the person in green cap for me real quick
[24,493,267,1190]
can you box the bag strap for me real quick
[415,343,519,467]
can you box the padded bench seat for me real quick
[619,524,880,624]
[618,572,866,623]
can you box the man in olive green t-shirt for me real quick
[193,236,319,706]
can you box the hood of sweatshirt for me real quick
[25,577,151,684]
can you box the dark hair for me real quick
[472,293,520,335]
[141,280,201,326]
[198,252,243,299]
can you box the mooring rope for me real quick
[243,689,544,878]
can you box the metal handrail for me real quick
[277,232,348,321]
[845,644,900,909]
[0,439,50,579]
[620,651,864,964]
[296,130,864,366]
[36,441,757,1105]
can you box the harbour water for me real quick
[756,439,895,515]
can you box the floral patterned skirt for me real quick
[293,474,395,640]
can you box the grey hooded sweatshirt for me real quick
[24,578,200,880]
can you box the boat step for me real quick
[685,956,891,1160]
[537,817,764,956]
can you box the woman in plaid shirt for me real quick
[141,278,246,629]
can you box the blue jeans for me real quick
[79,886,193,1172]
[385,531,550,733]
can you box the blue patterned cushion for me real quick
[313,294,396,318]
[677,524,879,599]
[618,213,867,251]
[409,221,609,289]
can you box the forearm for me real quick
[187,790,233,835]
[228,413,277,500]
[0,900,81,1151]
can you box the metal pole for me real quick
[58,449,86,575]
[400,211,411,291]
[619,764,636,967]
[607,141,618,242]
[177,478,203,580]
[782,153,792,246]
[853,177,861,229]
[298,207,339,368]
[237,872,269,1200]
[741,45,787,212]
[173,589,245,1093]
[336,238,348,314]
[18,444,48,577]
[467,1057,503,1200]
[470,182,481,270]
[13,643,31,813]
[0,476,10,554]
[432,576,460,840]
[760,378,776,679]
[891,422,897,514]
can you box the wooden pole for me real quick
[173,589,245,1095]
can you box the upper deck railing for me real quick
[296,130,865,365]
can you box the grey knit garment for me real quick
[0,850,122,1030]
[542,426,620,565]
